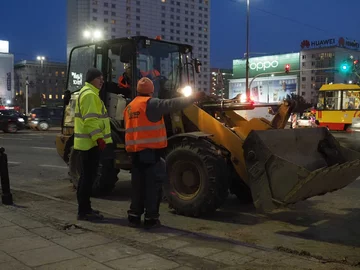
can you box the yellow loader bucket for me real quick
[242,127,360,212]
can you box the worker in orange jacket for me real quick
[123,77,206,229]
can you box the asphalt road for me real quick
[1,129,360,265]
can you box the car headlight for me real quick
[180,86,193,97]
[18,118,24,122]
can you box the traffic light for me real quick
[340,62,350,73]
[285,64,291,73]
[353,59,359,72]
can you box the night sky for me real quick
[1,0,360,68]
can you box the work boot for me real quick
[128,215,141,228]
[77,211,104,221]
[144,218,161,230]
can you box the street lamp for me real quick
[37,56,46,105]
[83,29,103,42]
[37,56,45,68]
[245,0,250,102]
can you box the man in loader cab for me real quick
[123,77,206,229]
[118,65,161,91]
[74,68,112,221]
[118,66,133,89]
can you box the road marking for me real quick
[31,147,56,150]
[8,161,21,165]
[39,164,68,169]
[0,137,32,141]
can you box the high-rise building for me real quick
[67,0,211,92]
[210,68,232,98]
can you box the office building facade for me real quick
[230,53,300,103]
[67,0,211,92]
[299,37,360,103]
[14,61,67,109]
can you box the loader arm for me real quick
[182,100,295,185]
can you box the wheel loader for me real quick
[55,36,360,217]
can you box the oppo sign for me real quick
[250,60,279,71]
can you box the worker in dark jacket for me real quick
[123,77,206,229]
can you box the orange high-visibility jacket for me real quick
[118,75,130,88]
[123,96,167,152]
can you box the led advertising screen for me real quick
[229,75,298,103]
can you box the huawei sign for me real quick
[338,37,345,47]
[300,40,310,49]
[300,37,359,49]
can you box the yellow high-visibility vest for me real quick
[74,82,112,151]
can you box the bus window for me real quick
[317,92,325,110]
[325,91,340,110]
[342,90,360,109]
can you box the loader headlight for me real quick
[180,86,193,97]
[240,93,247,103]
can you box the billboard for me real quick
[0,53,14,104]
[229,75,298,103]
[233,53,300,78]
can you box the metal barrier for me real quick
[0,147,13,205]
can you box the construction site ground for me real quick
[1,129,359,269]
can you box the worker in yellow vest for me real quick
[74,67,112,221]
[123,77,206,229]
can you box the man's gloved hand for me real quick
[193,91,207,101]
[97,138,106,151]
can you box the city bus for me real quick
[316,83,360,131]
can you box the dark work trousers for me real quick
[77,146,100,214]
[128,149,166,220]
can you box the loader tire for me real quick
[68,146,119,197]
[164,141,229,217]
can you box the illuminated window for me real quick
[49,94,53,99]
[55,71,59,77]
[161,0,166,2]
[62,95,64,99]
[111,19,116,24]
[55,95,59,99]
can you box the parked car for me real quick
[0,109,28,125]
[0,110,26,133]
[28,106,63,131]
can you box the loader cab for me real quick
[63,36,198,130]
